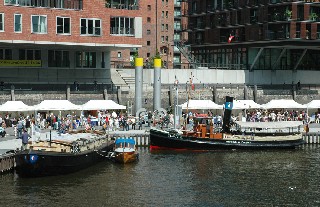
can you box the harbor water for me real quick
[1,145,320,206]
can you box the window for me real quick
[80,18,101,36]
[162,11,164,18]
[117,52,122,58]
[5,0,82,10]
[161,36,164,42]
[31,15,47,33]
[166,11,168,18]
[75,51,96,68]
[14,14,22,32]
[147,5,151,10]
[166,36,168,42]
[57,16,70,34]
[174,21,181,30]
[166,24,168,31]
[0,49,12,60]
[174,33,180,41]
[147,29,151,34]
[147,17,151,22]
[19,49,41,60]
[147,53,150,57]
[161,24,164,31]
[110,17,135,36]
[147,41,150,46]
[48,50,69,67]
[0,13,4,32]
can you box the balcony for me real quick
[105,0,139,10]
[264,30,289,40]
[110,27,135,36]
[4,0,83,10]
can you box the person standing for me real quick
[21,130,31,150]
[17,120,24,139]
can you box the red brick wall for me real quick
[0,0,141,45]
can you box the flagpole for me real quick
[174,76,179,130]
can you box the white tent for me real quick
[0,101,34,111]
[81,100,126,110]
[233,100,262,109]
[180,100,223,110]
[304,100,320,109]
[262,99,306,109]
[34,100,81,111]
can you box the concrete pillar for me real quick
[244,85,248,100]
[292,84,296,100]
[153,58,162,111]
[117,86,122,104]
[10,85,15,101]
[135,57,143,114]
[103,88,108,100]
[253,85,258,102]
[212,85,217,103]
[66,85,70,100]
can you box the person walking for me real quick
[21,130,31,150]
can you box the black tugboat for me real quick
[150,96,305,150]
[15,130,114,177]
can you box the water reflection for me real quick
[1,146,320,206]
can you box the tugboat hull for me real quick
[150,129,305,150]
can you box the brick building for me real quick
[0,0,142,85]
[186,0,320,70]
[111,0,190,69]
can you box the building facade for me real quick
[110,0,191,69]
[186,0,320,70]
[0,0,142,85]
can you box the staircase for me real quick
[110,69,136,91]
[175,42,200,69]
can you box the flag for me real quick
[228,35,234,43]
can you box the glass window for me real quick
[57,16,70,34]
[110,16,135,36]
[80,18,101,36]
[14,14,22,32]
[32,15,47,33]
[0,13,4,31]
[75,51,96,68]
[19,49,41,60]
[0,49,12,60]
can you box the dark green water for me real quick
[1,145,320,207]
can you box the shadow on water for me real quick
[1,146,320,206]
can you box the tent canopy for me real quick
[233,100,262,109]
[81,100,126,110]
[35,100,81,111]
[261,99,306,109]
[180,100,223,110]
[0,101,34,111]
[305,100,320,109]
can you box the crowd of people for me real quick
[0,108,319,138]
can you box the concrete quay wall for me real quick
[0,68,319,112]
[0,85,318,113]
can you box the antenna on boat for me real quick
[222,96,234,133]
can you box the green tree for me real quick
[130,51,139,66]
